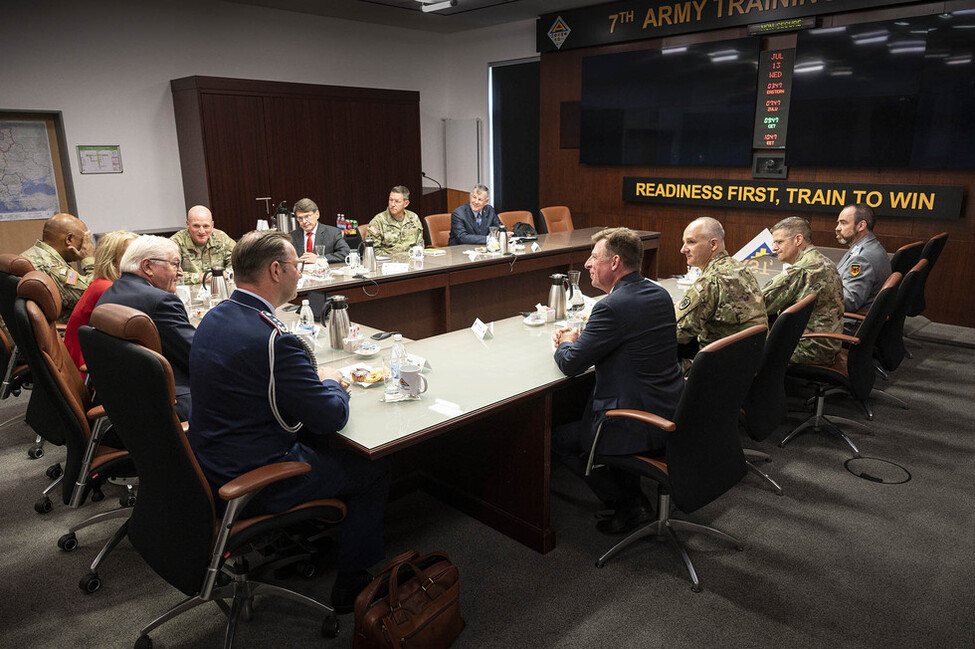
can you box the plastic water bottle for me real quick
[390,333,406,390]
[295,299,316,336]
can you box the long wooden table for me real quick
[298,227,659,340]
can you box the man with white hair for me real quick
[97,235,196,419]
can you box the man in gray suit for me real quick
[835,204,892,324]
[291,198,350,265]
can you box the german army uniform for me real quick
[21,240,93,324]
[676,250,768,354]
[762,245,844,366]
[836,233,891,314]
[170,228,236,285]
[365,210,424,255]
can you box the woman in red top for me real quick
[64,230,138,375]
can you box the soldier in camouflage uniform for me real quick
[170,205,236,285]
[21,213,95,324]
[675,217,767,366]
[365,186,424,256]
[763,216,844,366]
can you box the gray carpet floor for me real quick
[1,339,973,649]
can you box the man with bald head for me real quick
[675,217,767,363]
[21,213,95,323]
[170,205,236,285]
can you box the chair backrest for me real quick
[424,213,451,248]
[357,223,368,241]
[742,293,817,442]
[889,241,923,276]
[81,304,214,596]
[15,271,92,491]
[668,325,766,513]
[875,260,927,372]
[846,272,901,398]
[539,206,574,233]
[0,254,35,349]
[498,210,534,232]
[908,232,947,316]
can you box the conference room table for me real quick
[296,227,660,340]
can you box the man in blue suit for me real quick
[553,228,684,535]
[189,230,389,614]
[448,184,503,245]
[96,235,195,420]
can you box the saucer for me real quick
[354,343,381,357]
[523,315,546,327]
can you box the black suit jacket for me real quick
[448,203,502,246]
[554,272,684,455]
[291,225,351,264]
[96,273,195,417]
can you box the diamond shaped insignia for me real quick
[548,16,570,50]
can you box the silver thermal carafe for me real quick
[322,295,351,350]
[498,229,509,254]
[359,240,377,273]
[202,266,231,304]
[547,273,573,320]
[274,201,296,234]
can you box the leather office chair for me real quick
[907,232,947,317]
[587,325,766,592]
[740,293,817,495]
[870,259,928,376]
[0,254,36,441]
[538,206,575,233]
[424,213,451,247]
[782,272,901,456]
[889,241,923,276]
[357,223,368,241]
[80,303,346,649]
[498,210,534,232]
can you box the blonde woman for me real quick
[64,230,138,374]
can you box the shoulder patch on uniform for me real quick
[65,270,78,285]
[678,295,691,310]
[850,263,861,277]
[368,225,379,234]
[259,310,290,335]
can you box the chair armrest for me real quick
[218,461,311,502]
[56,323,67,336]
[844,312,866,321]
[181,421,189,433]
[605,409,677,433]
[801,331,860,345]
[86,405,106,420]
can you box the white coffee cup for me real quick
[345,251,361,269]
[175,284,191,306]
[399,363,428,397]
[408,246,424,260]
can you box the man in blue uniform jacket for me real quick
[835,203,891,332]
[188,230,389,614]
[553,227,684,535]
[97,235,195,420]
[448,184,503,245]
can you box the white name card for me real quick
[531,242,541,253]
[471,318,494,340]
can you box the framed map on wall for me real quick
[0,119,62,221]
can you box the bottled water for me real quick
[388,334,406,397]
[294,299,316,336]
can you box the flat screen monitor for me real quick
[580,37,760,167]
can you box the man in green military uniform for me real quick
[763,216,844,366]
[365,186,424,255]
[21,213,95,324]
[675,217,767,366]
[170,205,236,285]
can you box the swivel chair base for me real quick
[594,491,743,593]
[744,450,783,496]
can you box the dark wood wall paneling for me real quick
[172,76,422,240]
[539,3,975,327]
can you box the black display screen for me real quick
[580,37,760,167]
[787,12,975,169]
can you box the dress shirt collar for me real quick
[233,288,275,312]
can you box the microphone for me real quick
[421,171,443,191]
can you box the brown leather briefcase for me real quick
[353,549,465,649]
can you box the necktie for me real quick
[306,232,313,253]
[476,213,482,228]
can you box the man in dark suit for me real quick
[188,230,389,614]
[553,227,684,535]
[291,197,351,264]
[96,235,195,420]
[448,184,503,245]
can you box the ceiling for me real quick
[227,0,611,33]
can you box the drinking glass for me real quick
[314,245,330,277]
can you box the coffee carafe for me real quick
[202,266,230,305]
[498,228,509,254]
[322,295,351,350]
[358,240,377,273]
[548,273,573,320]
[273,201,295,234]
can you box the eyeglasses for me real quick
[295,214,316,222]
[279,260,305,273]
[149,258,182,269]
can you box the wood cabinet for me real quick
[171,76,421,239]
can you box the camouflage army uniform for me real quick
[365,210,424,255]
[676,250,768,349]
[21,240,93,324]
[170,228,236,285]
[762,244,844,366]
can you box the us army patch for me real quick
[678,295,691,310]
[850,263,861,277]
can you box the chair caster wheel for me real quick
[691,584,702,593]
[296,560,316,578]
[119,494,137,507]
[595,560,604,569]
[91,489,104,502]
[58,533,78,552]
[134,635,152,649]
[27,445,44,459]
[736,545,744,551]
[34,497,53,514]
[321,615,340,638]
[79,572,101,594]
[46,463,63,479]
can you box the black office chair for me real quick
[0,254,38,446]
[81,303,345,649]
[906,232,947,317]
[782,272,901,457]
[870,259,928,377]
[587,325,766,592]
[740,293,817,495]
[889,241,923,276]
